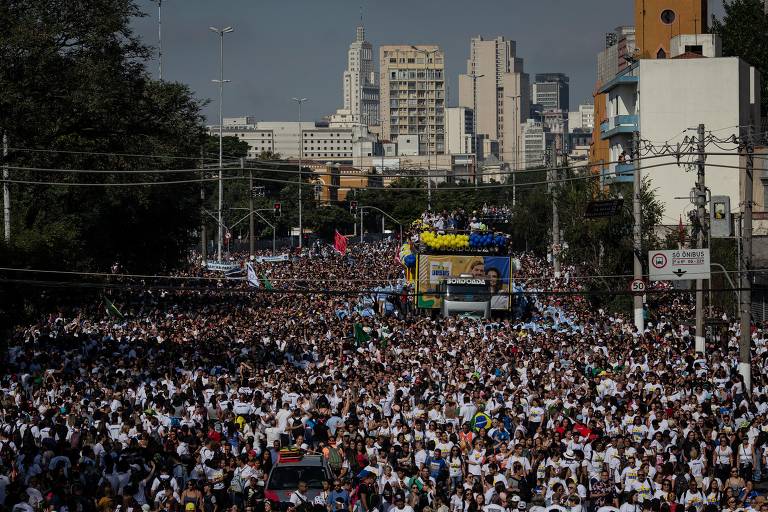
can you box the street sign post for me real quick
[648,249,710,281]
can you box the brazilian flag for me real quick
[470,412,491,432]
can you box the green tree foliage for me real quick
[712,0,768,116]
[204,135,250,161]
[557,176,664,310]
[0,0,207,273]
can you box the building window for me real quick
[685,44,703,55]
[656,48,667,59]
[660,9,676,24]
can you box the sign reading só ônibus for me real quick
[648,249,710,281]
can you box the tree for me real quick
[558,175,664,311]
[712,0,768,116]
[0,0,210,275]
[204,135,250,161]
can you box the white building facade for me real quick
[598,56,762,224]
[568,103,595,131]
[445,107,475,155]
[213,118,365,163]
[342,26,380,126]
[458,36,529,167]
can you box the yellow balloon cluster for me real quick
[420,231,470,250]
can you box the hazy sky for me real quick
[131,0,725,124]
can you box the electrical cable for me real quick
[1,157,762,191]
[0,265,760,284]
[0,276,756,298]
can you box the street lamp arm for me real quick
[360,205,403,227]
[252,209,276,230]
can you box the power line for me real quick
[0,265,760,284]
[1,159,758,191]
[6,146,244,162]
[0,276,756,298]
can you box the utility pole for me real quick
[246,158,254,257]
[360,207,364,244]
[2,133,9,243]
[200,147,207,263]
[739,126,754,390]
[632,131,644,332]
[694,123,707,354]
[548,144,561,277]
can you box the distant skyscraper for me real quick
[343,25,379,126]
[532,73,570,112]
[379,45,446,155]
[457,36,529,167]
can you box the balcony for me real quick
[600,115,638,140]
[597,65,639,94]
[602,162,635,185]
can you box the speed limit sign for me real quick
[630,279,646,293]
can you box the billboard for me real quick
[415,254,513,310]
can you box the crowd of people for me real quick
[2,241,768,512]
[420,206,513,233]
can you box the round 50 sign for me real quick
[630,279,646,293]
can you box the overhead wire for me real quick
[0,276,756,298]
[0,265,759,284]
[0,159,762,191]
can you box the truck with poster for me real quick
[398,229,515,317]
[415,254,514,315]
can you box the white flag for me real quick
[246,262,260,288]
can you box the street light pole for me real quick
[506,94,521,207]
[468,72,485,187]
[210,25,234,262]
[292,97,308,248]
[157,0,163,80]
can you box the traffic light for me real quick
[273,202,281,217]
[350,201,358,213]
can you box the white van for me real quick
[439,275,492,319]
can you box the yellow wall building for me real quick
[635,0,708,59]
[591,1,708,175]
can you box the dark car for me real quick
[264,454,334,506]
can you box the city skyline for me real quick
[132,0,726,123]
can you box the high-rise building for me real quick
[532,73,570,112]
[343,25,380,126]
[597,26,637,84]
[635,0,708,59]
[457,36,529,167]
[568,103,595,131]
[445,107,475,155]
[520,119,556,169]
[591,1,709,176]
[379,45,446,155]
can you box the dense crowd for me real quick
[420,206,513,232]
[2,241,768,512]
